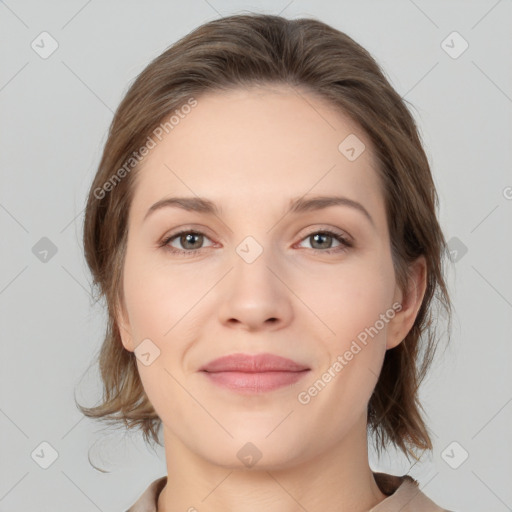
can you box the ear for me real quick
[115,298,135,353]
[386,255,427,350]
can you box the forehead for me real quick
[129,84,385,225]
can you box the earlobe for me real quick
[115,301,134,352]
[386,256,427,350]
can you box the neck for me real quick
[157,416,387,512]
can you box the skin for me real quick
[117,84,427,512]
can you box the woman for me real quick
[77,13,453,511]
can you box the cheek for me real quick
[295,269,394,423]
[121,251,196,421]
[300,254,396,408]
[304,255,396,345]
[121,247,209,397]
[122,247,193,340]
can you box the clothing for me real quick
[125,472,452,511]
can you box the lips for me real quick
[199,353,309,373]
[199,353,310,393]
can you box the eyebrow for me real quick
[143,195,375,227]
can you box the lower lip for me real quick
[202,370,309,393]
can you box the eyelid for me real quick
[159,224,217,243]
[160,224,352,242]
[299,224,353,243]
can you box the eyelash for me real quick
[159,228,353,257]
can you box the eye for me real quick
[160,227,353,257]
[296,229,352,254]
[160,230,215,257]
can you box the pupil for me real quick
[313,233,330,249]
[184,233,201,248]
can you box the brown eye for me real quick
[309,232,335,250]
[297,230,352,254]
[161,230,214,256]
[177,232,204,250]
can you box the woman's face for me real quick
[117,84,424,469]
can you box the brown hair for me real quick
[76,13,452,461]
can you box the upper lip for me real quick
[199,353,310,373]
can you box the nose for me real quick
[216,242,294,332]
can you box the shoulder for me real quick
[372,472,455,512]
[125,475,167,512]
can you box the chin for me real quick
[193,433,310,471]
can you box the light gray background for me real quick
[1,1,511,511]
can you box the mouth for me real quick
[201,369,310,393]
[199,353,310,394]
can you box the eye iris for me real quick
[181,233,203,249]
[311,233,332,249]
